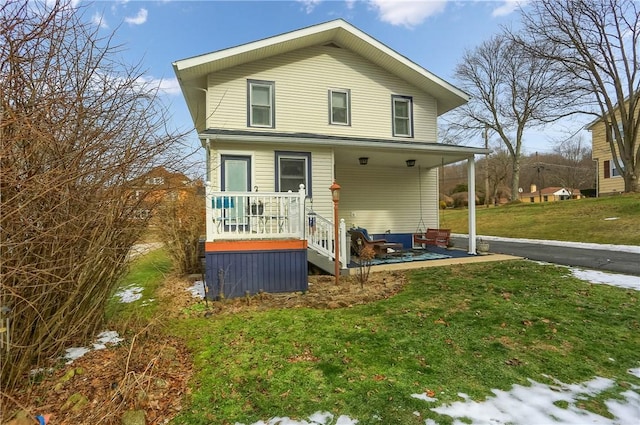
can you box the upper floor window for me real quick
[329,89,350,125]
[609,122,624,142]
[275,151,312,197]
[392,95,413,137]
[248,80,275,128]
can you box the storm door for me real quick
[221,155,251,231]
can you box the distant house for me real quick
[519,184,583,203]
[172,19,487,298]
[130,167,195,220]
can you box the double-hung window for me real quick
[275,151,312,196]
[248,80,275,128]
[329,89,350,125]
[392,95,413,137]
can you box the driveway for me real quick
[452,235,640,277]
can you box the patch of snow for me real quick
[236,412,358,425]
[188,281,206,298]
[570,268,640,291]
[114,285,144,303]
[64,330,122,363]
[604,217,620,221]
[428,376,640,425]
[411,393,438,402]
[629,368,640,379]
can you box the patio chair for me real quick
[350,228,403,258]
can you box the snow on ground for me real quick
[452,234,640,254]
[64,331,122,364]
[114,285,144,303]
[188,280,206,298]
[570,268,640,291]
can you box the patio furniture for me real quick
[350,228,403,258]
[413,228,451,249]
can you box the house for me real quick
[130,167,195,220]
[518,184,582,203]
[172,19,487,299]
[587,99,638,196]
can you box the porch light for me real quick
[330,181,341,202]
[358,157,369,165]
[406,159,416,167]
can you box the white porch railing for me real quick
[306,209,348,269]
[205,184,347,269]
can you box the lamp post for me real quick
[329,181,341,284]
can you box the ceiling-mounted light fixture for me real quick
[406,159,416,167]
[359,157,369,165]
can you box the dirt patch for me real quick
[4,270,407,424]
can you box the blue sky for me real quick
[84,0,585,156]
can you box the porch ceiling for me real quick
[334,145,478,169]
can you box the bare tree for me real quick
[515,0,640,193]
[551,136,596,193]
[486,145,513,203]
[0,0,189,391]
[448,32,576,201]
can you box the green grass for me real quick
[439,193,640,245]
[168,261,640,424]
[105,248,173,324]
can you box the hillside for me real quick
[439,193,640,246]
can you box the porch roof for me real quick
[200,129,488,169]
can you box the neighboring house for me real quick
[519,184,583,203]
[173,19,487,298]
[587,100,638,196]
[130,167,194,220]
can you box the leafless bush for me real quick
[354,246,375,288]
[0,0,189,391]
[154,180,206,275]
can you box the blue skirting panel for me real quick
[205,246,308,299]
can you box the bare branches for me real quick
[1,0,190,391]
[515,0,640,192]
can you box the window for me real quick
[329,89,350,125]
[392,95,413,137]
[609,122,624,142]
[604,159,621,179]
[543,195,548,202]
[275,151,311,196]
[248,80,275,127]
[529,197,535,203]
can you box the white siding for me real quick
[207,45,437,141]
[336,165,439,234]
[209,142,335,219]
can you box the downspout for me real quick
[467,156,477,254]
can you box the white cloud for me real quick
[492,0,528,17]
[138,76,182,96]
[298,0,323,14]
[124,8,148,25]
[368,0,447,28]
[91,12,108,29]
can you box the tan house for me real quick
[173,20,487,298]
[519,184,583,203]
[587,100,638,196]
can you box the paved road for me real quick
[451,235,640,277]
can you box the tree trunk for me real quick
[511,160,521,201]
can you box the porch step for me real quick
[307,248,348,276]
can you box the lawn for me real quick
[439,193,640,245]
[168,261,640,424]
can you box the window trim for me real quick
[328,89,351,126]
[247,79,275,128]
[274,151,312,197]
[392,95,413,137]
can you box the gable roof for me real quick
[173,19,469,126]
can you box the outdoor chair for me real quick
[350,228,403,258]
